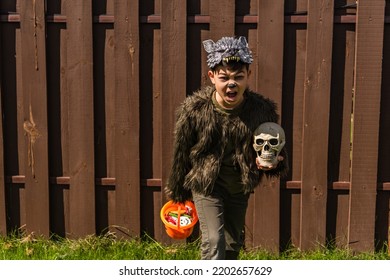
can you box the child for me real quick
[165,36,288,260]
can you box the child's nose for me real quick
[227,82,237,89]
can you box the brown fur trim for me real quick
[165,86,288,202]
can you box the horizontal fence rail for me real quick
[0,0,389,253]
[4,176,390,191]
[2,13,390,24]
[0,0,382,24]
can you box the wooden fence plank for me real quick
[60,17,70,235]
[300,0,334,250]
[0,27,6,235]
[332,26,355,183]
[327,15,356,181]
[348,0,385,252]
[15,25,26,229]
[250,0,284,252]
[152,29,163,240]
[209,0,235,39]
[327,25,355,247]
[45,0,68,235]
[113,0,140,237]
[59,0,69,178]
[19,0,50,237]
[375,23,390,250]
[65,1,95,237]
[104,28,115,178]
[58,1,72,235]
[160,0,187,243]
[280,23,307,248]
[103,28,116,233]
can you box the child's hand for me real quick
[256,156,284,170]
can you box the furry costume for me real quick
[165,86,288,203]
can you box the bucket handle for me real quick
[173,205,186,230]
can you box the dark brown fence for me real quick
[0,0,389,253]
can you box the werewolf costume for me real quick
[166,86,288,203]
[165,36,288,260]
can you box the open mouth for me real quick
[227,91,237,100]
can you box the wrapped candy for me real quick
[165,210,193,226]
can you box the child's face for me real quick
[208,65,251,109]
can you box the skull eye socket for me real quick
[255,139,265,146]
[269,139,279,146]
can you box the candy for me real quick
[165,210,193,226]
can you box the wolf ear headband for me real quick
[202,36,253,69]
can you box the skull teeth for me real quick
[260,153,275,160]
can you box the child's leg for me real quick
[223,192,250,259]
[193,191,225,260]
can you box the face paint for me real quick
[227,82,237,89]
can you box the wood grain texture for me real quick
[160,0,187,243]
[65,0,95,237]
[250,0,285,252]
[19,0,50,237]
[348,0,385,252]
[114,0,141,238]
[300,0,334,250]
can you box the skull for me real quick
[253,122,285,168]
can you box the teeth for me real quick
[223,56,240,63]
[260,152,275,160]
[261,155,275,160]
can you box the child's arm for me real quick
[164,104,196,203]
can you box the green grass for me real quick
[0,232,388,260]
[0,232,200,260]
[243,245,390,260]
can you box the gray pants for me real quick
[193,187,250,260]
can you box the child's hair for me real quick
[210,60,250,73]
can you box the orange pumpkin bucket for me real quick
[160,200,198,239]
